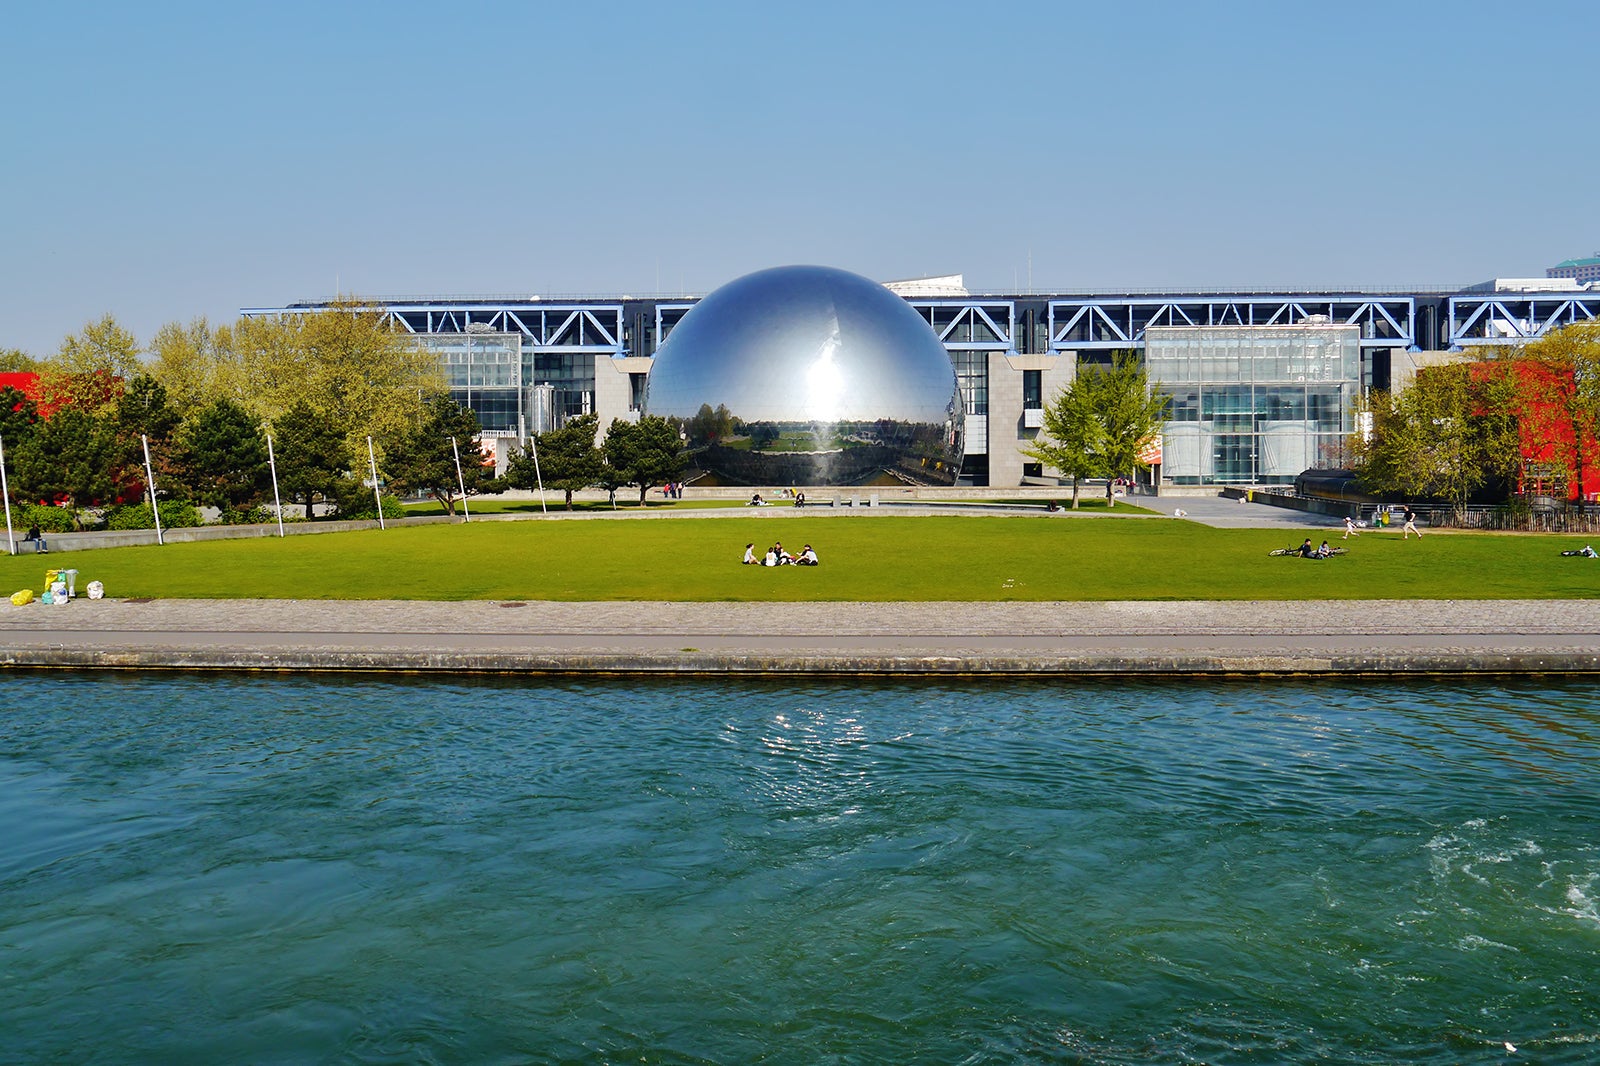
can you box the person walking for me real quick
[1402,506,1422,539]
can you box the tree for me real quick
[38,314,142,414]
[270,400,353,520]
[1352,363,1515,515]
[383,394,498,515]
[173,399,270,516]
[225,301,443,456]
[1,385,39,449]
[1021,369,1106,508]
[1506,321,1600,510]
[9,407,120,524]
[1093,352,1169,506]
[508,413,604,509]
[603,416,686,505]
[149,317,245,415]
[0,348,40,373]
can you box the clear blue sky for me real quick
[3,0,1595,356]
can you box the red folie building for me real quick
[1470,359,1600,503]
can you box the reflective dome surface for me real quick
[645,265,964,486]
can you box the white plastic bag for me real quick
[87,580,105,600]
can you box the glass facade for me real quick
[418,333,599,435]
[1145,325,1359,485]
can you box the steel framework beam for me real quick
[1447,294,1600,348]
[1047,295,1416,351]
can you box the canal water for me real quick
[3,673,1597,1063]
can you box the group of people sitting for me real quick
[742,541,818,566]
[748,492,808,508]
[1298,537,1335,559]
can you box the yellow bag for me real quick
[11,589,36,606]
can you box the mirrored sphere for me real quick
[645,265,965,487]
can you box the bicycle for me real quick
[1269,546,1347,558]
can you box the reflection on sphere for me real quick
[644,265,965,487]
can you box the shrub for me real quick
[104,500,202,530]
[342,495,407,521]
[16,503,76,533]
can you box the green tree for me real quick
[1,385,39,449]
[508,413,604,509]
[1093,352,1169,506]
[1021,369,1106,508]
[9,407,120,524]
[382,394,498,515]
[39,314,142,414]
[1352,363,1514,515]
[0,348,40,372]
[603,415,686,505]
[149,317,244,415]
[270,400,353,520]
[226,301,443,456]
[173,399,270,516]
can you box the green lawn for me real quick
[6,515,1598,601]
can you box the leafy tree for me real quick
[173,398,270,516]
[1092,352,1169,506]
[116,374,180,446]
[1,385,39,449]
[1021,369,1106,508]
[270,400,353,520]
[1504,321,1600,510]
[1025,352,1165,507]
[9,407,120,524]
[38,314,142,414]
[507,413,604,509]
[382,394,498,515]
[225,301,443,456]
[0,348,40,372]
[149,317,244,415]
[603,415,686,505]
[1352,364,1515,515]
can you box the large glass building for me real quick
[1146,324,1360,486]
[244,279,1600,486]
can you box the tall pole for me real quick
[531,435,547,514]
[142,434,165,546]
[0,435,14,556]
[266,433,285,537]
[367,436,385,530]
[450,435,470,521]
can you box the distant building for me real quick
[244,278,1600,488]
[1547,254,1600,286]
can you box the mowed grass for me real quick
[4,515,1597,601]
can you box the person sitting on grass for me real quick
[796,545,818,566]
[1298,537,1317,559]
[1316,540,1333,559]
[742,543,758,565]
[763,545,779,566]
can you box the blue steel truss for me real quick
[243,302,627,354]
[908,300,1015,349]
[1447,292,1600,348]
[1047,295,1416,352]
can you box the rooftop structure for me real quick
[1547,254,1600,286]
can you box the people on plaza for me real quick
[1402,506,1422,539]
[794,492,806,508]
[1343,515,1360,539]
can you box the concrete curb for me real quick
[6,646,1600,677]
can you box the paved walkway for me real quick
[3,598,1596,676]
